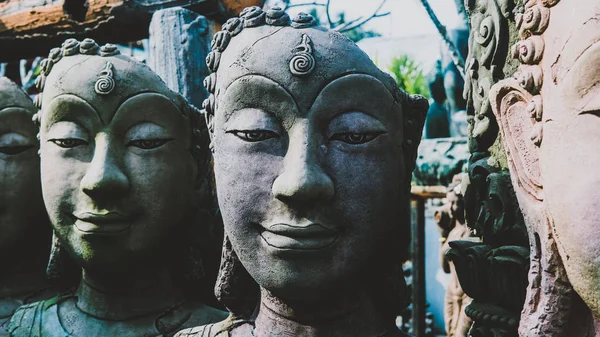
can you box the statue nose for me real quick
[80,136,129,199]
[272,136,334,203]
[272,162,335,202]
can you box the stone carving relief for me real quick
[176,6,428,337]
[489,0,600,335]
[449,0,531,336]
[8,38,226,337]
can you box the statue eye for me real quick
[49,138,88,148]
[127,139,173,149]
[228,130,279,142]
[329,132,384,144]
[0,145,33,155]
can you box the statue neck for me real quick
[76,264,184,321]
[253,288,398,337]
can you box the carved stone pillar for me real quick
[148,8,213,108]
[448,1,531,336]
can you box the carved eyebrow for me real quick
[43,94,100,130]
[220,74,299,122]
[0,108,37,134]
[310,73,396,120]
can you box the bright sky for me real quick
[281,0,464,38]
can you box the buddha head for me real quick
[34,39,209,282]
[204,7,428,318]
[0,77,48,258]
[490,0,600,332]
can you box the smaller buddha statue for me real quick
[8,38,226,337]
[435,174,473,337]
[425,61,451,139]
[0,77,54,336]
[176,6,428,337]
[489,0,600,335]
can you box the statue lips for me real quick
[73,211,133,234]
[259,223,340,251]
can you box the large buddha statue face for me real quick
[490,0,600,319]
[36,40,203,273]
[205,8,427,302]
[0,78,45,255]
[538,0,600,315]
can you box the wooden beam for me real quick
[411,185,447,199]
[411,197,426,337]
[0,0,264,61]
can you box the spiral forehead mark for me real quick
[290,34,316,77]
[95,61,116,95]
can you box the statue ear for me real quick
[402,94,428,179]
[489,78,543,201]
[215,235,260,318]
[409,94,429,132]
[202,94,216,153]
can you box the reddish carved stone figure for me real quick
[490,0,600,335]
[436,175,474,337]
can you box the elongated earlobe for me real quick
[214,235,259,319]
[489,78,543,201]
[46,232,79,289]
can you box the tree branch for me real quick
[286,2,326,9]
[334,0,389,33]
[325,0,334,28]
[19,57,42,92]
[417,0,466,78]
[333,15,362,31]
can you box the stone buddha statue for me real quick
[0,77,54,336]
[8,38,226,337]
[175,6,428,337]
[489,0,600,335]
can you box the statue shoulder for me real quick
[7,300,45,336]
[174,318,253,337]
[8,295,71,337]
[156,301,228,336]
[174,323,219,337]
[184,302,228,327]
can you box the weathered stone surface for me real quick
[448,0,531,336]
[413,137,468,187]
[176,6,427,337]
[490,0,600,335]
[0,77,54,337]
[148,8,212,109]
[8,38,226,337]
